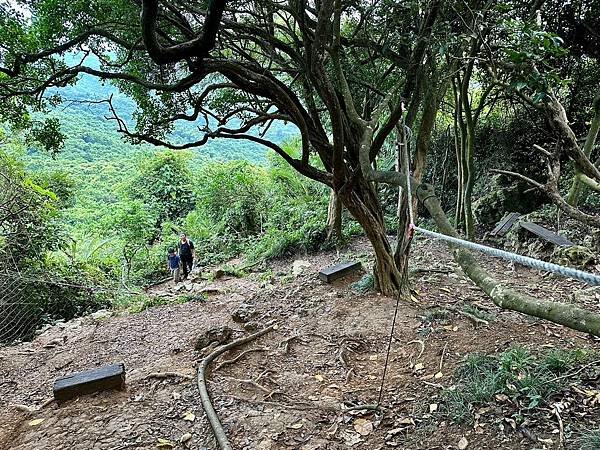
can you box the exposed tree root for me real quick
[228,394,383,413]
[278,333,303,354]
[213,347,269,371]
[11,397,55,415]
[403,339,425,366]
[197,323,277,450]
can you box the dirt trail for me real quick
[0,237,598,450]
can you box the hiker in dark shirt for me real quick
[178,233,195,280]
[167,248,181,283]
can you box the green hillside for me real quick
[20,68,299,234]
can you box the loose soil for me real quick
[0,237,598,450]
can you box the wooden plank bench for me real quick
[319,261,362,283]
[490,212,521,237]
[519,222,574,247]
[53,363,126,404]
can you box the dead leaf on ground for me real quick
[495,393,509,403]
[396,417,415,426]
[182,411,196,422]
[340,430,363,446]
[457,436,469,449]
[288,421,303,430]
[353,418,373,436]
[156,438,175,449]
[28,418,45,426]
[314,374,324,382]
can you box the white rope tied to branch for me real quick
[401,130,600,286]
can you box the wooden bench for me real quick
[53,363,126,404]
[490,212,521,237]
[319,261,362,283]
[519,222,574,247]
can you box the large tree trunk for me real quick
[340,177,408,297]
[326,189,342,241]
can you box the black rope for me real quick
[377,291,402,406]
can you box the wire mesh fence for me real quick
[0,269,128,345]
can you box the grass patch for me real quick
[443,347,595,424]
[575,429,600,450]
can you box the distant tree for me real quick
[1,0,446,295]
[108,199,158,284]
[128,150,196,226]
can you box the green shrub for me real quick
[575,429,600,450]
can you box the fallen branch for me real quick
[552,405,565,449]
[197,323,277,450]
[552,359,600,383]
[404,339,425,366]
[439,343,448,371]
[410,267,453,276]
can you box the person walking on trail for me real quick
[178,233,195,280]
[167,248,181,283]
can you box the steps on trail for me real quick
[490,212,521,237]
[53,363,125,404]
[319,261,362,283]
[519,222,574,247]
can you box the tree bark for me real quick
[326,189,342,241]
[339,178,408,297]
[543,92,600,183]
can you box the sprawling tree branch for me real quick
[140,0,226,65]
